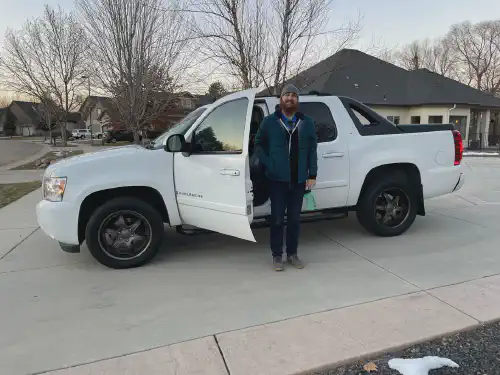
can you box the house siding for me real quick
[370,105,470,124]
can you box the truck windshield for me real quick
[149,106,207,150]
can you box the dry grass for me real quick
[93,141,132,147]
[12,150,84,170]
[0,181,42,209]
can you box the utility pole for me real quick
[81,75,93,143]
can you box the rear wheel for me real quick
[85,197,164,268]
[110,137,117,143]
[356,172,417,237]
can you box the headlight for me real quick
[43,177,67,202]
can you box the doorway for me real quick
[449,116,467,138]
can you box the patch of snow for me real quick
[463,151,499,156]
[388,356,458,375]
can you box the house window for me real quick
[387,116,400,125]
[410,116,421,124]
[181,98,193,109]
[429,116,443,124]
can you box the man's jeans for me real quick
[269,181,305,258]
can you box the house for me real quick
[96,92,199,136]
[79,96,116,134]
[271,49,500,149]
[7,101,44,136]
[65,112,84,131]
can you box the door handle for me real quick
[322,152,344,158]
[220,169,240,176]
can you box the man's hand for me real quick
[306,179,316,190]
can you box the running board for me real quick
[176,225,214,236]
[251,210,348,229]
[176,211,348,236]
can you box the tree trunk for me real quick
[134,131,141,145]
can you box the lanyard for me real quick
[280,113,297,127]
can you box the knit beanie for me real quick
[280,84,299,98]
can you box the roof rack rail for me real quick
[304,91,332,96]
[256,90,333,97]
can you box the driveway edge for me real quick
[35,274,500,375]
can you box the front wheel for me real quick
[356,173,418,237]
[85,197,164,268]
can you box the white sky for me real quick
[2,0,500,95]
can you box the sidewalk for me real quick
[2,158,500,375]
[40,278,500,375]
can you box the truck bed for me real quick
[397,124,456,133]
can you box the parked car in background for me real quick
[49,128,73,142]
[103,129,140,143]
[72,129,91,139]
[92,132,103,139]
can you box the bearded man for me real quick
[254,84,318,271]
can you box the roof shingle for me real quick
[267,49,500,108]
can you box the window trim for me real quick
[190,97,249,155]
[428,115,444,124]
[339,97,401,136]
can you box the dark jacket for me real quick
[254,109,318,183]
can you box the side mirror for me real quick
[165,134,186,153]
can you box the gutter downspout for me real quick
[447,104,456,124]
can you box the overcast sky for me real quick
[2,0,500,95]
[3,0,500,47]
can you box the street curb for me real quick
[0,144,49,171]
[296,324,481,375]
[464,153,499,157]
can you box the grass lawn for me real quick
[0,181,42,209]
[12,150,84,170]
[92,141,132,147]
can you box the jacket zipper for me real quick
[279,118,301,187]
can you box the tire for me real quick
[356,172,418,237]
[85,197,164,269]
[97,134,102,139]
[110,138,117,143]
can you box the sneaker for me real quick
[273,256,284,272]
[287,255,304,269]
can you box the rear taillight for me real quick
[452,130,463,166]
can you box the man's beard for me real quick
[280,99,298,114]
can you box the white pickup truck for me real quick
[36,88,465,269]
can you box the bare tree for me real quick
[0,5,87,145]
[190,0,268,89]
[0,96,11,108]
[193,0,361,93]
[392,37,457,81]
[446,20,500,94]
[77,0,195,143]
[394,40,431,71]
[266,4,361,93]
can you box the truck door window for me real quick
[193,98,249,154]
[300,102,337,142]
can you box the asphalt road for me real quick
[0,139,43,167]
[1,157,500,374]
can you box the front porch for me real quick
[467,108,500,150]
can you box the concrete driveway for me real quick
[0,139,44,167]
[1,158,500,375]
